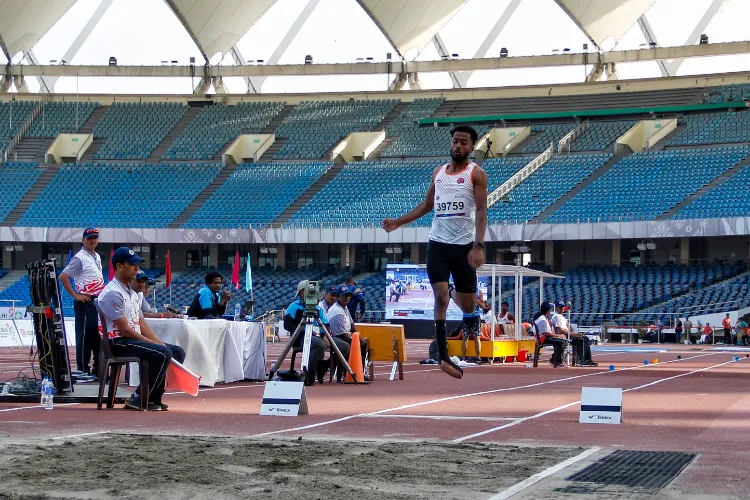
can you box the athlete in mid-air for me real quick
[382,125,488,379]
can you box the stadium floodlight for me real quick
[700,34,709,45]
[500,48,508,58]
[393,246,402,253]
[190,57,195,65]
[385,247,393,254]
[305,55,313,64]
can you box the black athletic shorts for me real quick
[426,240,477,294]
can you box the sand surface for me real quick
[0,434,582,500]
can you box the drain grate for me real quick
[566,450,696,491]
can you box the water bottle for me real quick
[234,303,241,322]
[45,379,54,410]
[40,378,48,407]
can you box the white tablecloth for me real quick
[129,319,267,387]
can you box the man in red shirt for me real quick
[722,314,733,345]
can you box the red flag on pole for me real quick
[165,250,172,288]
[108,249,115,282]
[231,250,240,290]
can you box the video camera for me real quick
[304,280,320,314]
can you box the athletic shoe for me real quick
[579,361,598,367]
[439,359,464,379]
[156,403,169,411]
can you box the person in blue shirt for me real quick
[344,275,366,320]
[186,271,231,319]
[283,280,330,385]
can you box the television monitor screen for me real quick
[385,263,489,320]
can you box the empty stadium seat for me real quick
[667,111,750,146]
[93,102,187,160]
[164,102,284,160]
[0,101,37,153]
[673,162,750,219]
[16,163,222,228]
[26,102,98,137]
[522,124,572,153]
[572,120,635,151]
[0,162,43,221]
[489,153,612,224]
[183,162,331,228]
[274,99,398,160]
[548,147,750,223]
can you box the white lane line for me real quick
[248,352,716,438]
[50,431,110,440]
[488,446,602,500]
[360,414,524,422]
[0,403,81,412]
[454,357,740,442]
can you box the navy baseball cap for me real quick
[325,285,340,295]
[339,285,353,296]
[111,247,145,265]
[82,228,99,239]
[555,300,566,308]
[135,270,149,281]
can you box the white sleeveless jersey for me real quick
[429,162,477,245]
[73,248,104,296]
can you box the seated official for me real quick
[328,286,371,382]
[283,280,329,386]
[318,285,339,314]
[534,303,567,368]
[98,247,186,411]
[186,271,231,319]
[131,270,180,319]
[551,301,597,367]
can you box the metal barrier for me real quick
[557,119,589,153]
[488,144,553,207]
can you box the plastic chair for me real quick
[95,304,150,410]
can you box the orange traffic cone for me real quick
[345,331,366,384]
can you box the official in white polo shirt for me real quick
[98,247,185,411]
[59,227,104,377]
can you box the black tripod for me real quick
[268,310,358,383]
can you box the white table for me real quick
[129,319,267,387]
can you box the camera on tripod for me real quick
[304,281,320,314]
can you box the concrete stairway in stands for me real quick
[148,107,201,162]
[168,163,241,228]
[270,162,347,226]
[78,106,108,162]
[9,137,55,162]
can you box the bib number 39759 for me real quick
[435,198,465,217]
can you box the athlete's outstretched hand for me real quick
[468,246,485,269]
[382,218,400,232]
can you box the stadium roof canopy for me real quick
[0,0,746,94]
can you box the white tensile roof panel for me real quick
[555,0,657,47]
[167,0,277,59]
[357,0,468,59]
[0,0,75,58]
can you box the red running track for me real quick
[1,341,749,497]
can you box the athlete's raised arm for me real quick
[382,166,440,232]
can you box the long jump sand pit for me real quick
[0,434,582,499]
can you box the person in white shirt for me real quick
[318,285,340,314]
[551,301,596,367]
[497,301,515,324]
[534,303,567,367]
[326,286,358,382]
[98,247,185,411]
[59,227,104,377]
